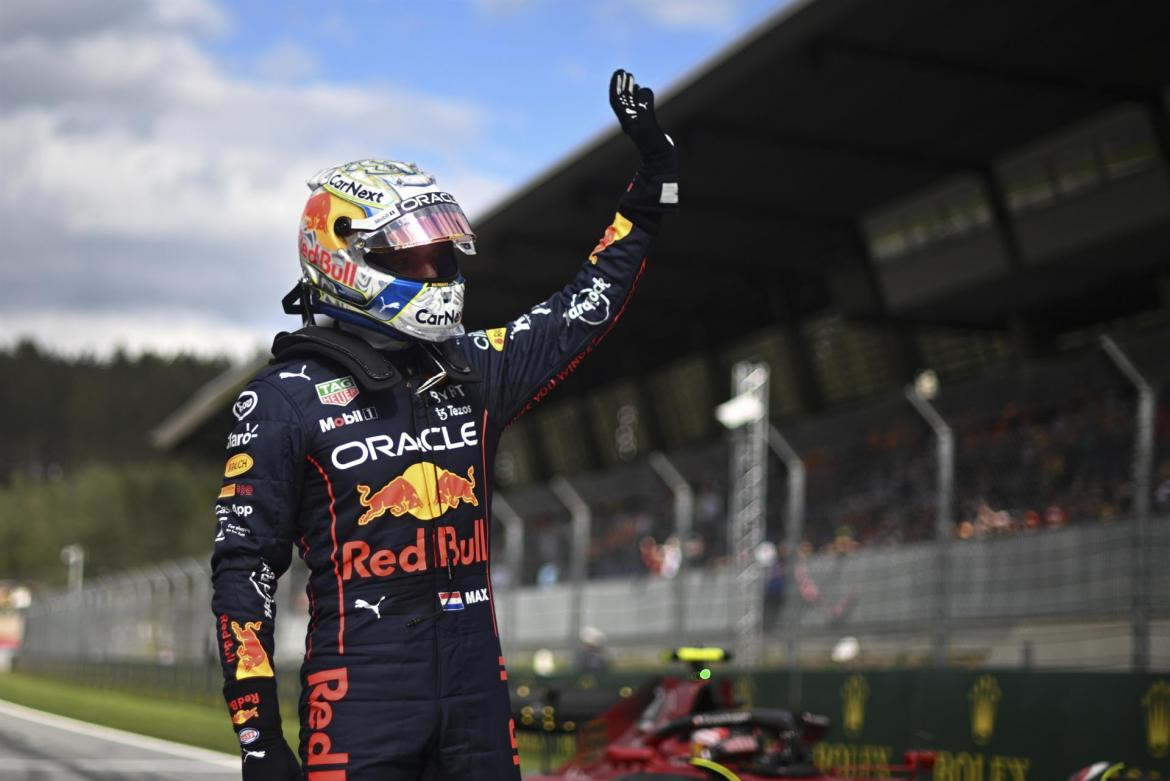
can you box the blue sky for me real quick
[0,0,789,358]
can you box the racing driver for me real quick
[211,69,677,780]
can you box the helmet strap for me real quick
[280,282,315,326]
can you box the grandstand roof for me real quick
[461,0,1170,393]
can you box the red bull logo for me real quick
[342,519,487,581]
[300,188,365,301]
[305,667,349,777]
[218,614,237,665]
[355,463,477,524]
[228,691,261,724]
[300,232,359,288]
[231,620,275,680]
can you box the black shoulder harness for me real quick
[271,326,403,390]
[270,326,480,391]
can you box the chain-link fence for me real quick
[17,332,1170,677]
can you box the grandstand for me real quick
[25,0,1170,685]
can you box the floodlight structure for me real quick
[717,361,770,669]
[904,370,954,666]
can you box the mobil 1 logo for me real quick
[318,406,379,433]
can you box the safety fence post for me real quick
[768,424,805,705]
[1100,335,1154,672]
[648,451,694,642]
[491,493,526,639]
[549,477,591,651]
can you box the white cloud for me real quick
[600,0,746,30]
[0,0,510,358]
[0,0,228,42]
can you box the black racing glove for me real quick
[610,68,676,175]
[610,68,678,229]
[224,678,301,780]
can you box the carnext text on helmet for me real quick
[328,174,385,204]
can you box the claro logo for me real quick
[330,422,478,470]
[305,667,349,779]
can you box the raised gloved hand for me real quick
[610,69,678,223]
[609,68,676,175]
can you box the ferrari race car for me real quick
[518,647,936,781]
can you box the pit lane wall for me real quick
[506,668,1170,779]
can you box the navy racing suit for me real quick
[211,191,661,779]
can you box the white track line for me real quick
[0,758,234,773]
[0,698,238,768]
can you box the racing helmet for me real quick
[297,159,476,342]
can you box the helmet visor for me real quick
[360,201,475,255]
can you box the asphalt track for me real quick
[0,699,239,779]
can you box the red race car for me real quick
[520,648,935,781]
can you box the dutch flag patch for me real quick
[439,591,465,611]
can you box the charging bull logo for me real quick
[303,192,332,232]
[232,707,259,725]
[231,620,275,679]
[588,212,633,264]
[355,463,477,524]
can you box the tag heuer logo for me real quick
[316,376,359,407]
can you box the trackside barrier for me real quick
[505,668,1169,779]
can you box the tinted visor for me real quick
[361,202,475,254]
[366,241,460,281]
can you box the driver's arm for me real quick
[464,69,677,425]
[210,379,305,778]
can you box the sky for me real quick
[0,0,790,360]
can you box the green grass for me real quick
[0,671,298,755]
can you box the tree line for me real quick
[0,341,230,586]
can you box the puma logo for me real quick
[242,749,266,761]
[355,596,386,619]
[279,364,310,381]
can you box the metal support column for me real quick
[768,424,805,705]
[718,361,770,669]
[904,373,954,666]
[648,452,694,640]
[492,494,526,591]
[1100,335,1153,672]
[549,477,591,650]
